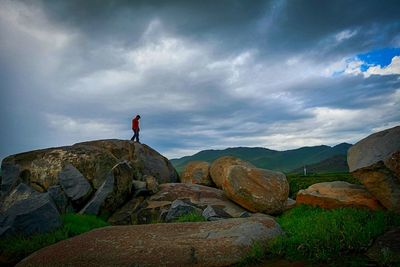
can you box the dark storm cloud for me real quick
[1,0,399,160]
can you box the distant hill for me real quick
[170,143,352,174]
[290,154,349,174]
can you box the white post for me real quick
[304,165,307,176]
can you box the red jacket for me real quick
[132,117,139,130]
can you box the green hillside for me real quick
[170,143,352,174]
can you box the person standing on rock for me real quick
[131,115,141,143]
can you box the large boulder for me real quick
[149,183,246,217]
[0,139,178,194]
[80,161,133,218]
[348,126,400,211]
[210,156,255,188]
[296,181,383,210]
[223,164,289,214]
[18,216,283,267]
[181,161,214,186]
[0,183,61,238]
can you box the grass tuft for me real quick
[175,212,206,222]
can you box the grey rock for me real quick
[348,126,400,172]
[0,183,61,238]
[239,211,250,218]
[80,172,114,216]
[165,199,202,222]
[47,185,69,213]
[59,163,92,206]
[80,161,133,217]
[0,162,20,196]
[202,205,232,221]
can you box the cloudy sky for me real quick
[1,0,399,160]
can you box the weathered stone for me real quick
[224,164,289,214]
[165,199,202,222]
[149,183,246,217]
[145,175,159,194]
[181,161,214,186]
[348,126,400,211]
[210,156,255,188]
[366,227,400,265]
[0,162,20,197]
[80,161,133,218]
[133,200,172,224]
[202,205,232,221]
[58,163,92,207]
[132,180,147,190]
[0,183,61,238]
[296,181,383,210]
[0,140,178,194]
[107,197,145,225]
[18,216,283,267]
[47,185,69,214]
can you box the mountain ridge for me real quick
[170,143,352,174]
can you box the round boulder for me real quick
[223,164,289,214]
[181,161,214,186]
[210,156,255,188]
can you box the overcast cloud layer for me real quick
[1,0,400,160]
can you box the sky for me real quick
[0,0,400,160]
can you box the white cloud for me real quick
[363,56,400,77]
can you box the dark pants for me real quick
[131,129,140,142]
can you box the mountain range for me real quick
[170,143,352,174]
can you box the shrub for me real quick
[175,212,206,222]
[0,213,109,264]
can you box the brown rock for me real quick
[348,126,400,211]
[181,161,214,186]
[149,183,246,217]
[223,165,289,214]
[296,181,383,210]
[107,197,145,225]
[0,140,178,194]
[210,156,255,188]
[18,217,282,267]
[284,198,296,211]
[145,175,160,194]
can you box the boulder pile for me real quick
[0,140,178,238]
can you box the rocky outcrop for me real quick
[164,199,202,222]
[0,140,179,237]
[0,184,61,238]
[202,205,232,221]
[210,156,255,188]
[181,161,214,186]
[0,140,178,195]
[296,181,383,210]
[18,216,282,267]
[348,126,400,211]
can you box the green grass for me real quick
[175,212,207,222]
[239,205,400,266]
[0,213,109,264]
[286,172,360,198]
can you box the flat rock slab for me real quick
[18,217,282,267]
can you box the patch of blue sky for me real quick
[356,47,400,67]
